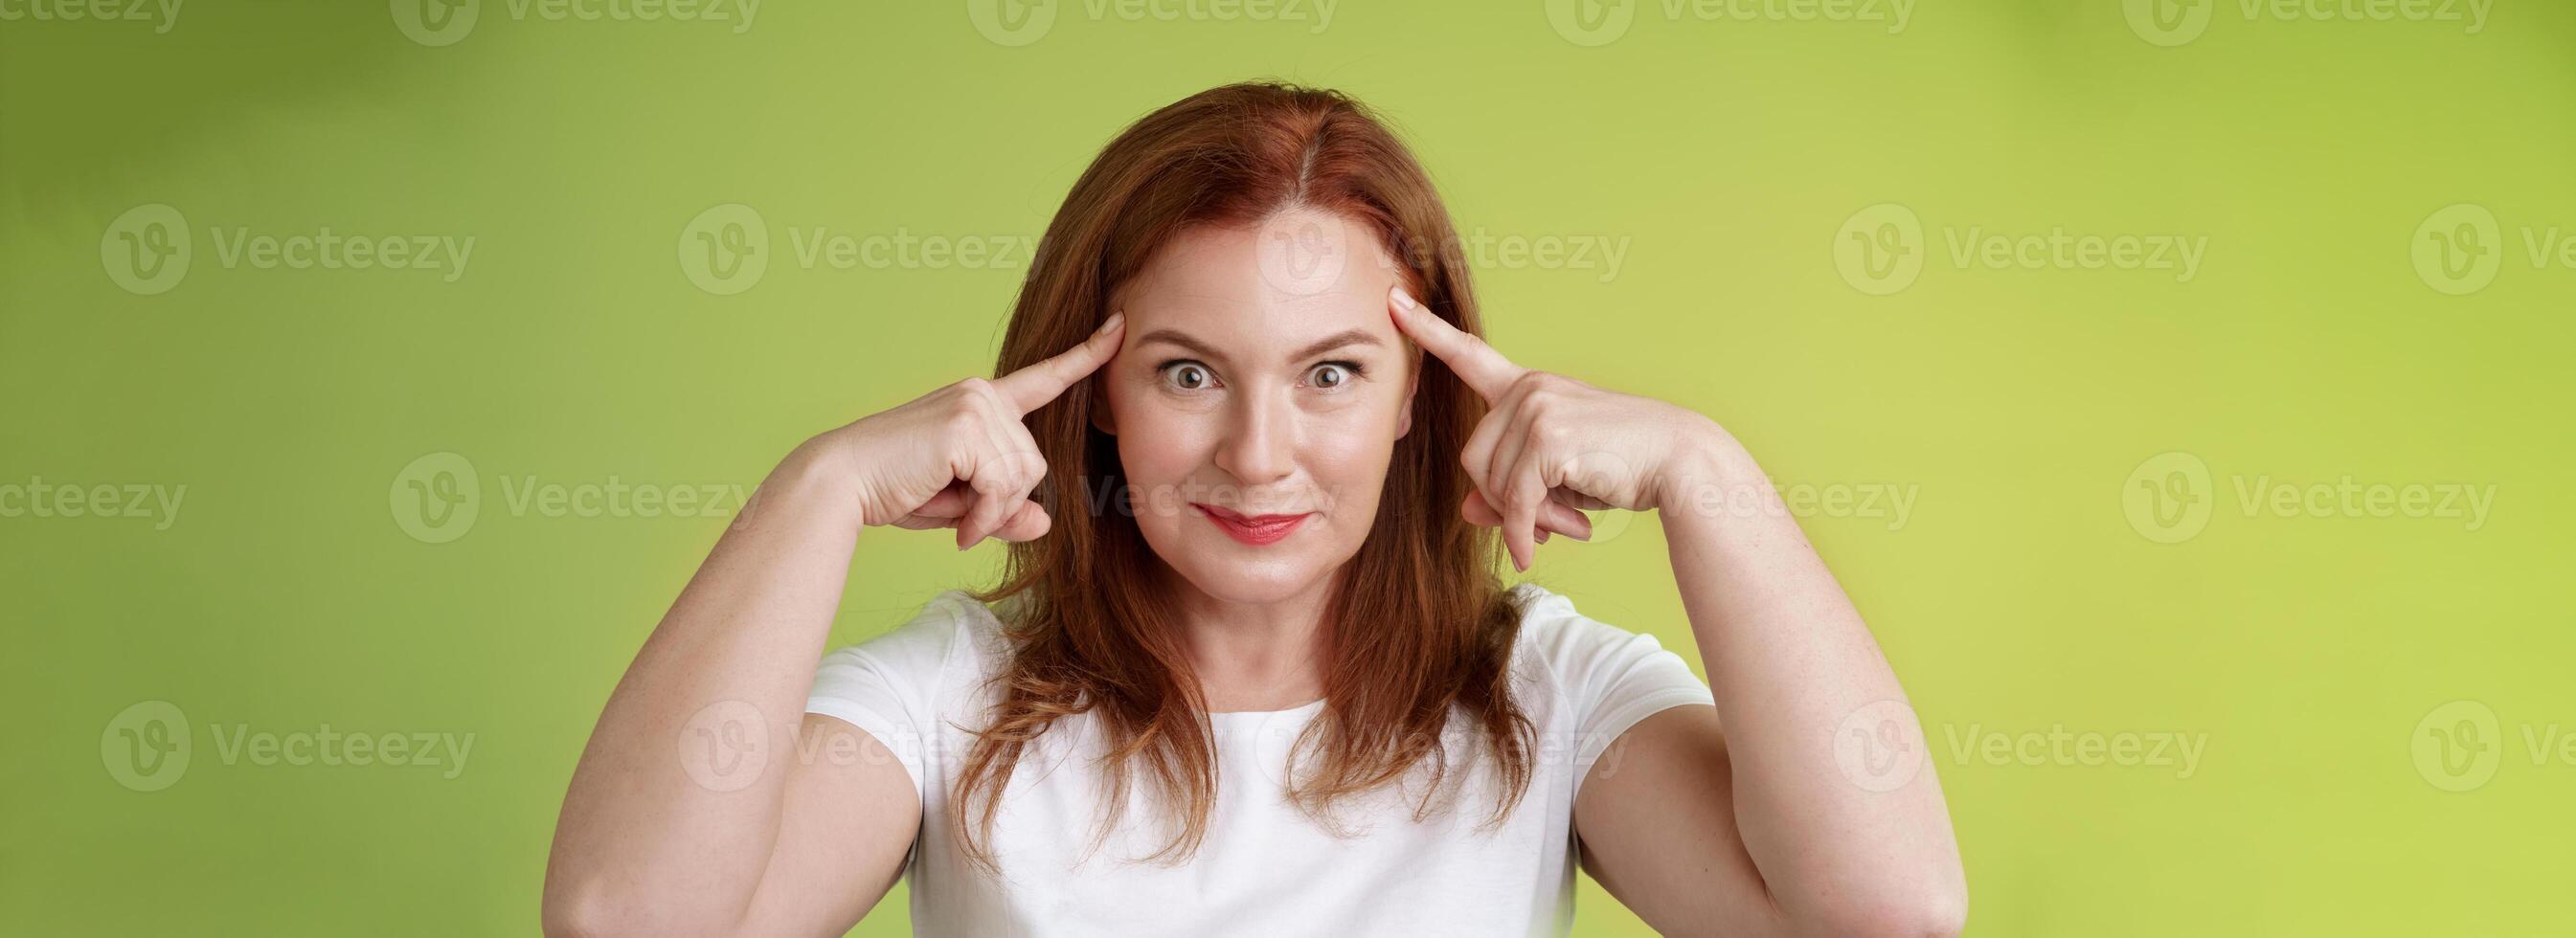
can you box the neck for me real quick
[1158,562,1339,713]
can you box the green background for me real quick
[6,0,2572,934]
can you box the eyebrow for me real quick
[1134,327,1385,365]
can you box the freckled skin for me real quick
[1092,207,1420,606]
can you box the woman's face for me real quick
[1094,206,1420,606]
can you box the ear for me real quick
[1090,374,1119,436]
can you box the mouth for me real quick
[1188,502,1314,547]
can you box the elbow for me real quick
[1804,880,1968,938]
[543,882,716,938]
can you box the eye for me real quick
[1156,360,1219,392]
[1308,361,1365,391]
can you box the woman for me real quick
[543,82,1965,937]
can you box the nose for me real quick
[1211,384,1296,489]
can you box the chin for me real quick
[1143,523,1344,606]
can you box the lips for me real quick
[1190,502,1313,546]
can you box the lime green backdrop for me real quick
[5,1,2571,934]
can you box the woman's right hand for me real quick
[812,311,1125,550]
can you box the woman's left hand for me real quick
[1388,285,1732,571]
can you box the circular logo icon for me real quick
[967,0,1056,47]
[1833,700,1926,793]
[2123,0,2210,47]
[2410,203,2501,296]
[391,451,481,544]
[2411,700,2500,793]
[1833,203,1923,296]
[1545,0,1635,47]
[101,204,192,296]
[679,203,769,296]
[680,700,771,793]
[2122,451,2212,544]
[102,700,192,793]
[392,0,479,47]
[1254,211,1353,299]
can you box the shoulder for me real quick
[1507,582,1688,681]
[1505,582,1713,733]
[813,589,1015,701]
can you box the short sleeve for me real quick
[804,592,978,801]
[1514,585,1716,783]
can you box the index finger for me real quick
[995,310,1126,416]
[1389,285,1522,402]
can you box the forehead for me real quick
[1119,209,1406,357]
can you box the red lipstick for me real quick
[1190,503,1312,546]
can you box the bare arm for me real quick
[540,446,917,938]
[1383,286,1962,936]
[541,316,1128,937]
[1574,430,1966,938]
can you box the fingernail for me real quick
[1390,286,1417,311]
[1536,529,1551,544]
[1097,311,1125,335]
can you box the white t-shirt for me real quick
[803,582,1715,937]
